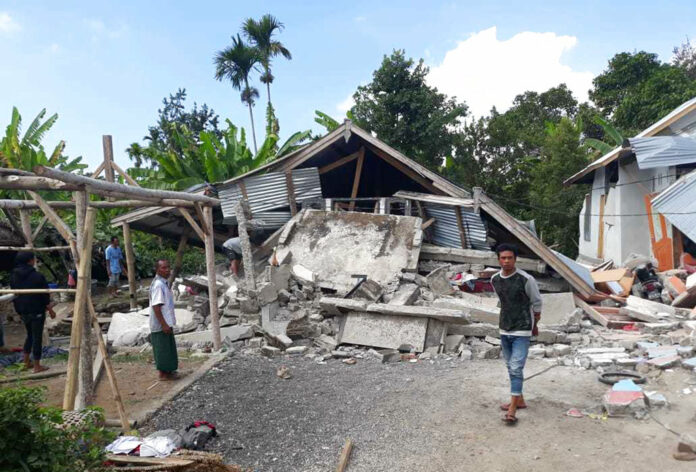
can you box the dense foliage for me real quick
[0,386,112,472]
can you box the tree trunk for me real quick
[266,81,272,108]
[248,102,258,155]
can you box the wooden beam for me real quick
[454,206,467,249]
[122,223,138,310]
[19,210,33,248]
[0,199,198,209]
[203,206,222,350]
[348,147,365,211]
[0,288,76,294]
[63,207,96,411]
[110,160,141,188]
[0,175,81,191]
[177,208,206,241]
[193,203,210,235]
[74,190,94,410]
[34,166,219,205]
[102,135,116,190]
[90,161,105,179]
[31,216,48,241]
[88,294,130,432]
[318,151,360,175]
[0,245,71,252]
[168,232,189,284]
[27,190,78,262]
[421,218,436,230]
[574,295,609,328]
[285,171,298,216]
[392,190,475,208]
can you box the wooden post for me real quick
[235,201,256,292]
[202,206,221,350]
[285,171,297,216]
[122,223,137,310]
[19,210,33,248]
[102,135,115,202]
[88,294,130,432]
[168,232,188,285]
[75,190,94,409]
[31,216,48,242]
[27,190,78,262]
[63,207,96,411]
[454,206,468,249]
[348,147,365,211]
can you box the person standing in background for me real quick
[105,236,126,298]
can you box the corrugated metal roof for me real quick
[423,203,489,250]
[652,169,696,243]
[630,136,696,169]
[552,250,595,288]
[218,167,322,226]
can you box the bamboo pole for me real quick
[168,232,188,285]
[87,294,130,432]
[122,223,138,310]
[0,175,81,191]
[63,207,96,411]
[203,206,221,350]
[235,201,256,292]
[0,245,71,252]
[177,208,206,241]
[27,190,79,262]
[34,166,219,205]
[0,288,76,294]
[31,216,48,241]
[0,199,199,209]
[75,190,95,410]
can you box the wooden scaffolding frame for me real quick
[0,135,225,431]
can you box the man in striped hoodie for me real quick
[490,243,543,425]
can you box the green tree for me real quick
[243,13,292,141]
[583,116,625,156]
[673,37,696,80]
[590,51,696,133]
[350,50,467,169]
[214,35,261,153]
[126,89,220,168]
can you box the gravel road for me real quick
[146,351,694,471]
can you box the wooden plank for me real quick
[348,148,365,211]
[193,203,210,235]
[105,455,194,466]
[110,160,141,187]
[203,206,222,351]
[336,439,353,472]
[597,194,606,259]
[393,190,476,208]
[318,150,360,175]
[285,170,298,216]
[421,218,436,230]
[122,223,138,310]
[574,295,609,328]
[34,166,219,205]
[238,180,249,200]
[90,161,105,179]
[63,207,96,411]
[454,206,467,249]
[368,144,441,195]
[177,208,206,241]
[27,190,78,262]
[0,245,71,252]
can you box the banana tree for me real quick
[583,116,625,156]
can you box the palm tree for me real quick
[242,14,292,108]
[214,34,261,153]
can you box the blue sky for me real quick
[1,0,694,170]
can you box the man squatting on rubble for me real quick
[10,252,56,373]
[149,259,179,380]
[222,228,265,277]
[490,243,542,425]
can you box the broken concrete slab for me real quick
[261,345,281,358]
[350,279,384,302]
[423,318,446,350]
[444,334,465,353]
[177,324,254,345]
[603,390,645,417]
[365,302,471,324]
[337,311,427,352]
[648,354,681,369]
[425,266,455,296]
[418,244,546,273]
[388,283,420,306]
[626,295,676,316]
[319,297,368,316]
[619,306,663,323]
[314,334,338,351]
[261,302,292,337]
[431,297,499,324]
[257,282,279,305]
[538,293,579,328]
[449,323,499,338]
[292,264,316,285]
[647,346,678,359]
[369,348,401,363]
[106,310,150,347]
[276,210,422,292]
[267,264,291,291]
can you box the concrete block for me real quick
[331,350,353,359]
[177,324,254,344]
[286,346,308,356]
[314,334,338,350]
[642,322,680,334]
[238,296,260,314]
[484,335,501,346]
[351,279,384,302]
[431,297,499,324]
[453,323,498,338]
[535,329,560,345]
[648,354,681,369]
[645,392,668,408]
[337,312,427,352]
[268,264,292,291]
[538,292,577,328]
[426,266,455,296]
[603,390,644,417]
[528,346,546,359]
[459,348,473,360]
[553,344,571,357]
[475,345,501,359]
[292,264,316,285]
[261,345,281,357]
[375,348,401,363]
[261,302,291,337]
[647,346,679,359]
[616,358,641,368]
[636,341,660,352]
[257,282,278,305]
[389,284,420,306]
[444,334,465,353]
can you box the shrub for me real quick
[0,386,113,472]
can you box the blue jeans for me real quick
[500,335,531,396]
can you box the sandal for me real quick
[500,403,527,411]
[502,414,518,425]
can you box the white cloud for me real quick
[354,16,366,23]
[48,43,60,53]
[336,93,355,113]
[84,18,127,40]
[0,12,21,34]
[428,27,594,117]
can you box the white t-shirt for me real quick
[149,275,176,332]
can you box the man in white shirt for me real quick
[149,259,178,380]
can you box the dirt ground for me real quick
[146,351,696,472]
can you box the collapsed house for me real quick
[565,97,696,270]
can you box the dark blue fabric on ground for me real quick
[0,346,67,368]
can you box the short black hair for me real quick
[111,236,119,242]
[15,252,35,265]
[495,243,518,258]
